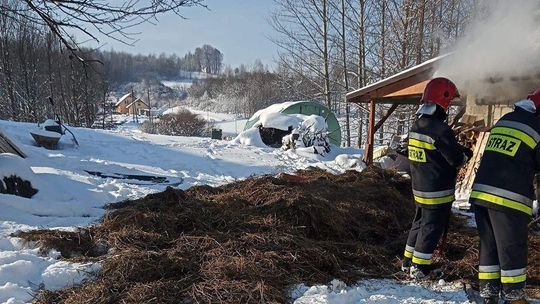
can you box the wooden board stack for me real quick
[454,114,490,206]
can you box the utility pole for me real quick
[147,88,152,125]
[131,88,139,123]
[102,90,106,129]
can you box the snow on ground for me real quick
[292,279,470,304]
[0,115,528,303]
[0,117,364,302]
[161,79,193,90]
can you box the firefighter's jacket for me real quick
[408,112,467,208]
[471,107,540,216]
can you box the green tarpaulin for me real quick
[244,101,342,146]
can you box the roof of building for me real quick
[115,92,133,107]
[346,54,450,104]
[126,98,149,109]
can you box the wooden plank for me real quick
[373,104,399,133]
[372,95,422,105]
[346,54,449,103]
[0,130,26,158]
[456,132,487,194]
[384,80,429,97]
[362,70,434,102]
[465,132,489,191]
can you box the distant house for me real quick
[126,98,150,116]
[115,92,135,114]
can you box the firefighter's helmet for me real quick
[421,77,459,110]
[527,88,540,108]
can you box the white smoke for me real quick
[435,0,540,103]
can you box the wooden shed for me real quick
[346,54,540,202]
[346,54,455,164]
[344,53,538,164]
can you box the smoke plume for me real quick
[435,0,540,103]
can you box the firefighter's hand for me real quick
[463,147,473,159]
[395,143,408,156]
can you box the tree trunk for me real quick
[378,0,387,145]
[380,0,386,77]
[341,0,350,147]
[357,0,366,148]
[416,0,426,65]
[322,0,332,110]
[401,0,412,69]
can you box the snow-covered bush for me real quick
[147,110,208,137]
[140,121,157,134]
[282,115,330,155]
[235,112,331,155]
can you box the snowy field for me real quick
[161,79,193,91]
[0,116,533,303]
[292,279,470,304]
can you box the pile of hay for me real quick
[20,166,540,303]
[22,167,415,303]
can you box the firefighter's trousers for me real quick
[404,204,451,268]
[474,205,529,299]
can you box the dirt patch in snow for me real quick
[19,166,540,303]
[0,175,38,198]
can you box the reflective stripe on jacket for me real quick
[471,108,540,215]
[408,112,467,208]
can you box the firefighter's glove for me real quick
[463,147,473,160]
[395,143,408,157]
[459,147,473,166]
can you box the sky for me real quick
[88,0,279,69]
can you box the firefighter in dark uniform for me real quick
[471,89,540,304]
[402,77,472,279]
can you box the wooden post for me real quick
[487,104,494,127]
[364,100,376,164]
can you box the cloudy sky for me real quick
[88,0,278,68]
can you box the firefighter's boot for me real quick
[479,282,501,303]
[502,289,527,304]
[401,257,412,272]
[482,297,498,304]
[503,300,528,304]
[409,265,443,280]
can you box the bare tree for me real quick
[0,0,205,59]
[268,0,476,147]
[339,0,351,146]
[270,0,336,109]
[322,0,332,109]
